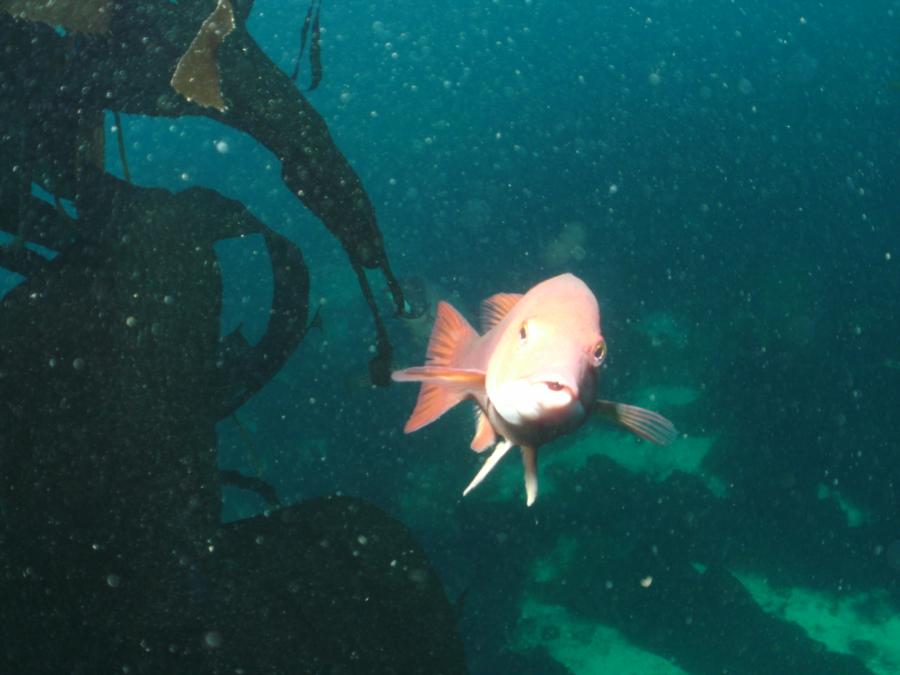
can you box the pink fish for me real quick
[392,273,677,506]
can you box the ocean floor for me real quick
[735,572,900,675]
[514,596,688,675]
[512,544,900,674]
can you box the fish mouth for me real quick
[543,380,572,393]
[537,381,576,410]
[528,372,579,400]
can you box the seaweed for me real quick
[0,4,463,672]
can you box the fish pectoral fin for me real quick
[521,445,538,507]
[594,400,679,446]
[463,440,513,497]
[470,407,497,452]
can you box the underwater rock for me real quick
[205,496,466,674]
[0,496,466,673]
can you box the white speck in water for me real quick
[648,71,662,86]
[215,140,229,154]
[106,574,121,588]
[72,358,85,370]
[204,631,223,648]
[640,576,653,588]
[125,316,137,328]
[738,78,754,95]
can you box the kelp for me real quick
[170,0,237,111]
[0,5,464,672]
[290,0,323,91]
[0,0,112,34]
[3,1,414,381]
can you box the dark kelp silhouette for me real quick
[290,0,323,91]
[0,4,463,673]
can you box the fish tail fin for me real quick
[424,301,478,368]
[392,302,482,433]
[396,376,469,433]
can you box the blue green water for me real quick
[2,1,899,673]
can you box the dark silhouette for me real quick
[0,3,464,672]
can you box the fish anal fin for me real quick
[470,408,497,452]
[480,293,524,332]
[521,445,538,506]
[595,400,679,446]
[425,301,479,366]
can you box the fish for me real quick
[392,273,677,506]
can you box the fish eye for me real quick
[546,381,564,391]
[593,339,607,364]
[519,322,528,342]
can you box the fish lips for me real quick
[491,375,585,426]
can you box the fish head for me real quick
[486,275,606,436]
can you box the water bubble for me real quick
[214,140,229,154]
[72,357,85,370]
[204,631,223,649]
[648,72,662,86]
[125,316,137,328]
[106,574,121,588]
[738,78,754,95]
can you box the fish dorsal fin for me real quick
[470,407,497,452]
[480,293,523,332]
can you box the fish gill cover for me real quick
[1,1,899,675]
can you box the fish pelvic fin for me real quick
[470,407,497,452]
[521,445,538,506]
[594,400,679,446]
[463,440,513,497]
